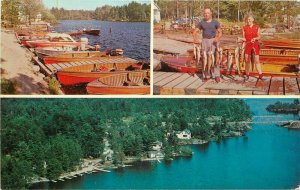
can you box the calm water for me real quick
[54,20,150,60]
[31,99,300,189]
[53,20,150,94]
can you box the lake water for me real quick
[31,99,300,189]
[55,20,150,60]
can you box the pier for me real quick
[154,72,300,95]
[32,56,138,76]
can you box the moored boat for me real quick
[161,55,199,73]
[83,29,101,36]
[25,33,83,48]
[262,39,300,50]
[56,61,145,85]
[43,51,115,64]
[86,71,150,95]
[34,46,80,59]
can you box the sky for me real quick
[43,0,150,10]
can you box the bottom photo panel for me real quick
[1,98,300,189]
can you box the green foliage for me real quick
[1,0,21,26]
[1,79,17,94]
[179,146,193,157]
[157,0,300,27]
[1,155,33,189]
[51,2,150,22]
[1,98,251,189]
[266,100,300,114]
[45,77,61,94]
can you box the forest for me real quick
[50,2,151,22]
[1,98,251,189]
[266,99,300,114]
[156,0,299,27]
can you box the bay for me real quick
[31,99,300,189]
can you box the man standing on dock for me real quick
[192,7,222,82]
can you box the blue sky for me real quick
[43,0,150,10]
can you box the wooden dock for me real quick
[32,56,138,76]
[154,71,300,95]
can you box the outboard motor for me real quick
[110,48,124,56]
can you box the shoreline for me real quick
[1,29,51,94]
[29,132,247,186]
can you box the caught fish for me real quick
[240,42,245,68]
[196,45,201,65]
[215,48,220,66]
[207,51,212,75]
[227,51,233,74]
[219,48,223,65]
[235,47,240,75]
[193,44,197,59]
[202,51,207,78]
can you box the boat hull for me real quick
[26,41,81,48]
[86,86,150,95]
[83,29,100,36]
[57,71,130,85]
[161,56,198,73]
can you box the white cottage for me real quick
[176,129,191,140]
[153,2,161,23]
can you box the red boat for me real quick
[25,33,82,48]
[56,61,145,85]
[161,55,199,73]
[86,71,150,95]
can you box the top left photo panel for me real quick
[1,0,151,95]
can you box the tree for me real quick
[1,0,21,26]
[19,0,43,24]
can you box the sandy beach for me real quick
[1,29,50,94]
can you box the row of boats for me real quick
[160,38,300,77]
[16,30,150,95]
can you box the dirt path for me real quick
[1,29,49,94]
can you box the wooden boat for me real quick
[34,46,79,59]
[161,48,300,76]
[67,30,83,36]
[83,29,100,36]
[43,51,113,64]
[161,55,199,73]
[86,71,150,95]
[262,39,300,50]
[25,33,82,48]
[56,61,145,85]
[259,49,300,65]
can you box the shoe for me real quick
[258,74,264,80]
[244,75,250,82]
[215,76,220,83]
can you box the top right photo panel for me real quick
[153,0,300,95]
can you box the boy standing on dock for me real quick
[192,7,222,82]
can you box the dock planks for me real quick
[32,56,138,76]
[154,71,300,95]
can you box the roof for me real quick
[176,129,191,135]
[153,2,160,11]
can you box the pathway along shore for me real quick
[1,29,50,94]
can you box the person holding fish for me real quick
[238,14,263,80]
[192,7,222,82]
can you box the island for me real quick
[266,99,300,129]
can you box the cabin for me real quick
[148,151,164,159]
[153,2,161,23]
[151,141,162,151]
[176,129,191,139]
